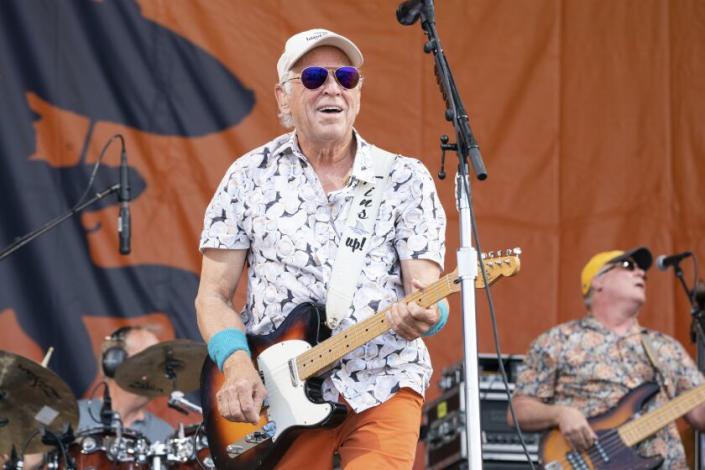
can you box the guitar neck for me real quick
[295,271,458,380]
[619,382,705,446]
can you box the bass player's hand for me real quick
[557,405,596,452]
[217,350,267,424]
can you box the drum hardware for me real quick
[45,426,152,469]
[0,350,78,456]
[40,425,77,469]
[148,440,168,470]
[113,340,212,469]
[164,423,214,469]
[168,391,202,416]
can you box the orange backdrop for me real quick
[1,0,704,462]
[138,0,705,382]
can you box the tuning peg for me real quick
[512,247,522,255]
[481,252,487,259]
[488,251,495,258]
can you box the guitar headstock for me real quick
[413,249,522,308]
[475,248,521,288]
[445,248,522,294]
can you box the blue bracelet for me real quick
[423,301,449,337]
[207,328,251,371]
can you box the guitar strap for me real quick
[325,146,397,329]
[641,331,676,399]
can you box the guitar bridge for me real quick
[224,422,277,458]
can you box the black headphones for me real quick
[101,326,134,378]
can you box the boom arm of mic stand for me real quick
[0,184,120,262]
[419,12,487,180]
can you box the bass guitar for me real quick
[201,249,521,469]
[540,380,705,469]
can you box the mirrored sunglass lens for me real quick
[335,67,360,89]
[623,260,636,270]
[300,67,329,89]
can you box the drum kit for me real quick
[0,340,214,469]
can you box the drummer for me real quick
[78,325,174,442]
[1,326,174,469]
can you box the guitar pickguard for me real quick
[257,339,336,441]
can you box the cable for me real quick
[42,428,73,470]
[461,172,537,469]
[86,380,109,426]
[194,421,209,470]
[0,133,125,261]
[18,429,40,461]
[72,133,125,209]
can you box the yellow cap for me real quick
[580,246,653,296]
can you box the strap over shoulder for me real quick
[325,146,397,329]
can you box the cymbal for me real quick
[0,350,78,454]
[114,339,207,397]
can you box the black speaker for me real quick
[101,326,133,378]
[483,462,535,470]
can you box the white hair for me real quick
[277,71,295,129]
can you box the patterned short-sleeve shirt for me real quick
[200,131,446,412]
[514,315,704,469]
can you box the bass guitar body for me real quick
[200,303,347,470]
[540,382,664,470]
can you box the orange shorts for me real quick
[277,388,424,470]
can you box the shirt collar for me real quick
[283,130,377,184]
[349,132,376,184]
[582,314,643,337]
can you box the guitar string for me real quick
[262,259,513,386]
[552,417,682,468]
[548,386,705,468]
[547,429,623,469]
[294,275,456,377]
[296,258,513,375]
[249,262,510,428]
[261,275,457,382]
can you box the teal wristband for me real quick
[423,301,449,337]
[208,328,251,371]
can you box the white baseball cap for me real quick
[276,28,364,83]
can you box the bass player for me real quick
[509,246,705,469]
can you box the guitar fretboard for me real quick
[619,382,705,445]
[295,272,458,380]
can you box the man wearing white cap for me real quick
[509,246,705,469]
[196,28,447,468]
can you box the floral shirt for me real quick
[514,315,704,469]
[200,131,446,412]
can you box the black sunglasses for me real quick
[284,66,361,90]
[599,259,638,276]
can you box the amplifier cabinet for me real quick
[423,383,539,469]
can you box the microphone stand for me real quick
[406,2,488,468]
[0,184,120,262]
[666,259,705,467]
[684,273,705,468]
[0,133,127,263]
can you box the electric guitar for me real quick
[200,249,521,470]
[540,381,705,469]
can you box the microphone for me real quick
[656,251,692,271]
[118,144,131,255]
[100,381,113,428]
[396,0,424,25]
